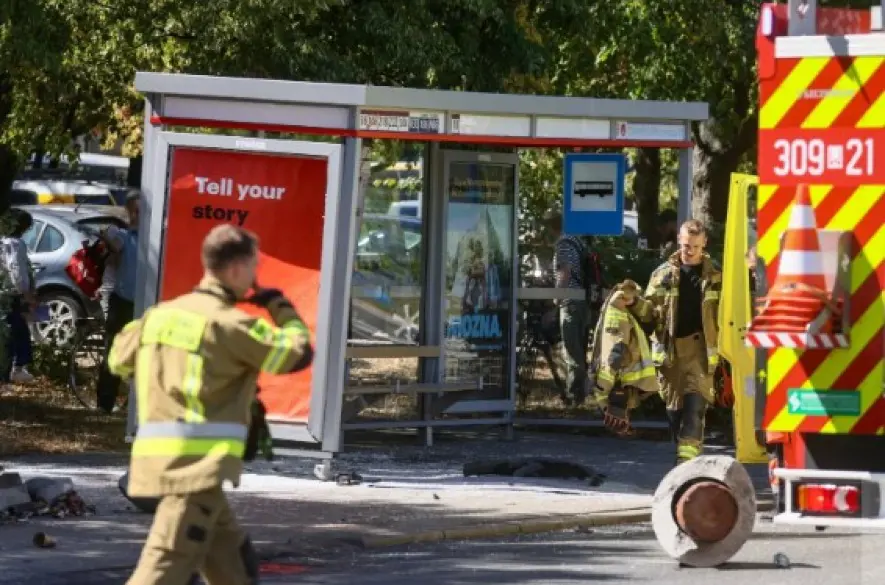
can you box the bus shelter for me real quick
[130,72,709,463]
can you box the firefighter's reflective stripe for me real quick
[181,353,206,423]
[705,289,720,302]
[707,347,720,368]
[599,308,656,387]
[136,421,247,439]
[604,308,629,328]
[248,317,309,374]
[677,443,701,461]
[107,320,139,378]
[141,308,207,351]
[135,347,152,425]
[137,308,210,424]
[132,421,247,458]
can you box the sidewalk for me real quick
[0,432,769,582]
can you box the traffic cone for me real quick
[750,184,832,333]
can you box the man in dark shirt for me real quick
[626,220,722,465]
[676,262,704,338]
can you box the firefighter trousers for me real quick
[658,333,714,464]
[127,487,258,585]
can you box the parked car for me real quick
[13,204,128,345]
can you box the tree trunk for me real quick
[632,147,662,248]
[690,114,757,227]
[0,75,19,214]
[691,145,740,227]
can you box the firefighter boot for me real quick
[675,392,707,465]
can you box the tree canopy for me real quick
[1,1,869,222]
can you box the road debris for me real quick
[0,473,95,522]
[32,531,56,549]
[462,458,607,486]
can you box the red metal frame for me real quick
[150,115,695,149]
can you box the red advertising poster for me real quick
[162,147,328,424]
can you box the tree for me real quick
[545,0,759,228]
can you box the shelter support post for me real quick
[676,147,693,225]
[320,135,363,454]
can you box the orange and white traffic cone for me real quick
[750,184,834,333]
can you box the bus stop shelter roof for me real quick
[136,72,708,148]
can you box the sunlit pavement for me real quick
[287,516,883,585]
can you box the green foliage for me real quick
[30,339,69,385]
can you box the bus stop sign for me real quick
[563,153,626,236]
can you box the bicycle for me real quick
[67,314,128,412]
[515,298,568,406]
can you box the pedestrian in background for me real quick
[0,208,37,384]
[95,189,140,412]
[658,208,678,257]
[548,210,592,406]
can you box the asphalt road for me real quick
[18,516,880,584]
[290,516,882,585]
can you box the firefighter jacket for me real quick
[107,276,312,498]
[629,252,722,372]
[588,286,659,406]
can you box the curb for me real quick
[360,507,652,548]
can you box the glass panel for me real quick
[443,161,515,400]
[747,183,762,306]
[21,220,44,252]
[36,224,65,253]
[348,155,425,390]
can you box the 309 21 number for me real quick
[772,137,874,178]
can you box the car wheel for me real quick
[37,292,82,346]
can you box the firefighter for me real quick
[587,281,659,435]
[107,224,313,585]
[625,219,721,465]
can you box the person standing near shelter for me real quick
[625,219,721,465]
[549,210,592,406]
[96,189,140,412]
[1,209,37,384]
[108,224,314,585]
[657,209,678,258]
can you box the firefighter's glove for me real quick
[615,280,640,306]
[246,288,288,308]
[651,342,668,367]
[604,387,635,437]
[245,399,274,462]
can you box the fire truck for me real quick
[652,0,884,568]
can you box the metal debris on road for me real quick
[32,531,56,548]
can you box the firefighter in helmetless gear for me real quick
[625,219,721,465]
[587,281,659,435]
[107,224,314,585]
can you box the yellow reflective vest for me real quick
[108,276,312,498]
[588,290,659,408]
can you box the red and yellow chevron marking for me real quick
[756,54,885,435]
